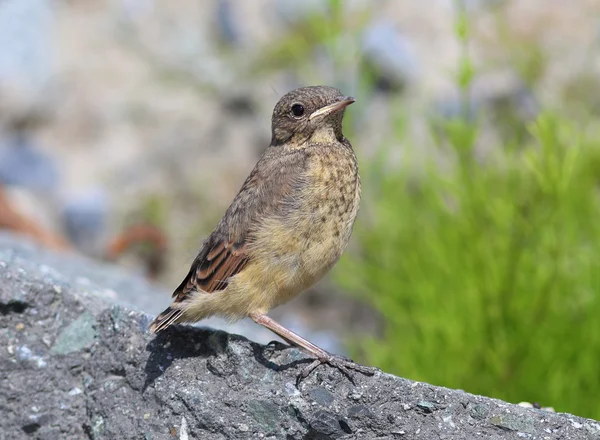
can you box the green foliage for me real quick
[322,2,600,420]
[339,105,600,420]
[344,111,600,418]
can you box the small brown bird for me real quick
[150,85,373,379]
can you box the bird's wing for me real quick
[173,238,249,300]
[172,147,309,302]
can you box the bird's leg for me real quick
[249,313,375,382]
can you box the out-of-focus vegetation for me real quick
[287,1,600,420]
[343,112,600,419]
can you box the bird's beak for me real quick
[309,97,355,120]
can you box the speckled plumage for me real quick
[149,86,360,338]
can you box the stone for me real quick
[361,19,419,92]
[50,311,97,355]
[0,134,59,190]
[61,187,109,255]
[1,231,599,439]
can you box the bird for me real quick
[150,85,374,380]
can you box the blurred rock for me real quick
[486,83,538,122]
[274,0,369,23]
[215,0,240,46]
[0,0,54,102]
[433,91,480,121]
[61,187,110,256]
[0,132,59,190]
[273,0,328,23]
[431,76,538,142]
[1,231,598,439]
[361,19,420,93]
[221,93,256,117]
[0,232,158,312]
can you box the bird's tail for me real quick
[149,306,184,333]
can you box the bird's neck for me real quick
[308,125,342,145]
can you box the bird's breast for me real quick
[248,145,360,299]
[299,147,360,271]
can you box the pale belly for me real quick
[238,227,349,312]
[240,194,359,311]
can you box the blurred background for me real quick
[2,0,600,420]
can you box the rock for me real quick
[0,0,54,93]
[273,0,328,24]
[214,0,240,46]
[0,133,59,190]
[61,187,109,255]
[361,19,419,92]
[1,232,599,439]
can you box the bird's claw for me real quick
[263,340,290,356]
[297,354,376,385]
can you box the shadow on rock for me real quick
[144,325,315,391]
[250,340,314,376]
[143,325,230,392]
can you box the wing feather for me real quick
[169,148,310,304]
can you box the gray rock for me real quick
[1,232,599,439]
[361,19,419,92]
[0,0,54,90]
[273,0,328,24]
[0,134,59,190]
[61,187,109,255]
[215,0,240,46]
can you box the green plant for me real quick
[333,1,600,420]
[340,109,600,416]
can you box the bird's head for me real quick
[270,86,355,147]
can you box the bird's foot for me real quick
[298,354,376,385]
[263,340,291,356]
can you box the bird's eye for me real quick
[291,103,305,117]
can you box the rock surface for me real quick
[1,233,599,440]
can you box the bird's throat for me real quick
[308,125,340,145]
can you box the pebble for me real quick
[284,382,300,397]
[15,345,47,368]
[16,345,33,361]
[68,387,82,396]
